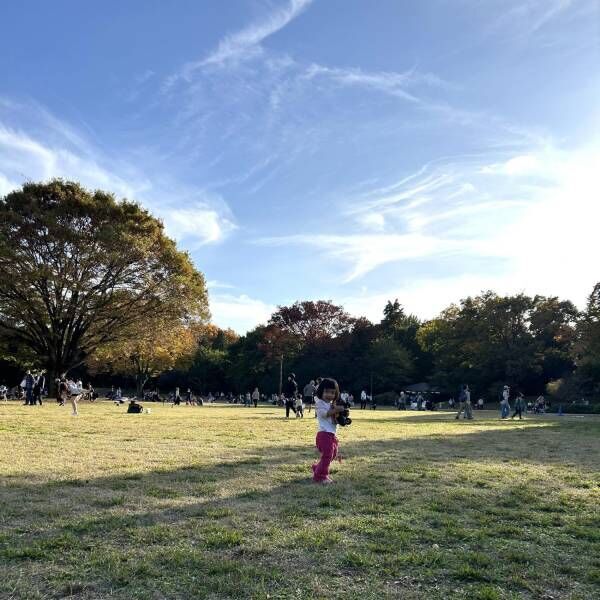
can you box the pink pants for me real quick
[312,431,338,482]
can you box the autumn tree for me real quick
[87,320,201,395]
[0,180,209,387]
[269,300,356,345]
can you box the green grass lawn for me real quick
[0,402,598,599]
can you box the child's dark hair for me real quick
[316,377,340,401]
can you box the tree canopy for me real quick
[0,180,209,383]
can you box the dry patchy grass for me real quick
[0,402,598,599]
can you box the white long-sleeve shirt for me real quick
[315,397,337,434]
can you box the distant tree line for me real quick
[1,180,598,403]
[169,289,599,403]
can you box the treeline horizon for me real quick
[1,180,598,403]
[158,286,599,401]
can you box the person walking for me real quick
[284,373,298,418]
[455,384,473,420]
[173,387,181,406]
[252,387,260,407]
[511,392,525,420]
[312,378,346,484]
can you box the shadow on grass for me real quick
[0,422,599,599]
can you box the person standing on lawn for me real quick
[33,371,45,405]
[284,373,298,418]
[295,394,304,418]
[360,389,367,409]
[22,370,35,405]
[455,384,473,420]
[312,378,346,484]
[511,392,526,420]
[500,385,511,419]
[303,380,316,414]
[185,388,194,405]
[251,387,260,407]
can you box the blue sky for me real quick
[1,0,599,332]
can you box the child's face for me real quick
[322,388,336,402]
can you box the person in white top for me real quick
[360,390,367,410]
[501,385,511,419]
[311,378,347,484]
[295,395,304,418]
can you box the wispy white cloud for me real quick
[255,141,600,303]
[257,232,475,283]
[487,0,596,40]
[301,63,454,104]
[0,100,237,248]
[166,0,313,88]
[340,143,599,320]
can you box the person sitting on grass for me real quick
[312,378,347,485]
[127,399,143,414]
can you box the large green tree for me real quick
[0,180,209,386]
[572,282,600,396]
[417,291,578,396]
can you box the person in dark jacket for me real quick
[127,399,143,414]
[33,371,45,405]
[284,374,298,418]
[23,370,35,405]
[511,392,526,420]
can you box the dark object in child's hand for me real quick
[334,399,352,426]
